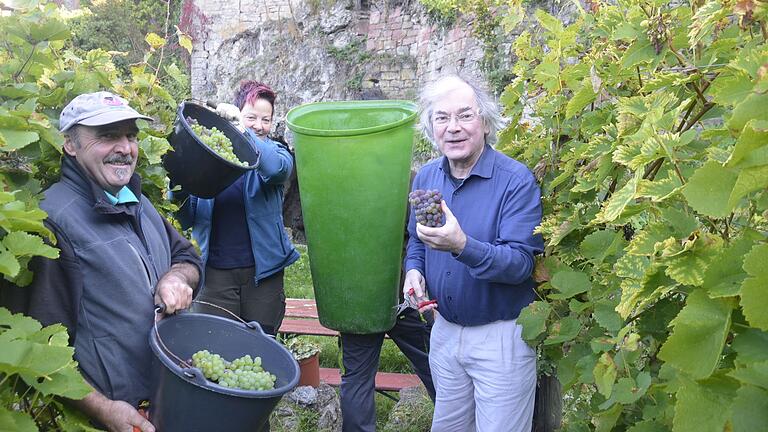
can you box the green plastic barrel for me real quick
[286,100,416,334]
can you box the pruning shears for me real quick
[395,288,437,314]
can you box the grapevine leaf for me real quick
[658,290,732,379]
[732,385,768,432]
[637,175,683,202]
[21,363,92,398]
[0,336,78,377]
[681,161,739,218]
[0,243,21,277]
[0,407,36,432]
[614,253,649,279]
[2,231,58,259]
[627,224,671,255]
[593,173,641,223]
[740,244,768,330]
[556,343,592,390]
[534,9,564,35]
[0,128,39,151]
[659,207,699,237]
[593,352,618,398]
[533,57,561,92]
[617,279,644,319]
[549,270,591,299]
[164,63,187,87]
[566,83,597,119]
[702,233,758,297]
[598,373,651,409]
[517,301,551,341]
[621,37,657,68]
[594,299,623,332]
[729,165,768,208]
[728,92,768,134]
[673,375,739,432]
[138,135,171,165]
[636,297,683,344]
[544,316,582,345]
[0,308,42,338]
[725,120,768,168]
[732,328,768,365]
[56,401,105,432]
[145,32,166,50]
[664,233,723,286]
[580,230,624,264]
[743,243,768,278]
[627,421,666,432]
[709,73,753,107]
[688,0,727,46]
[28,17,70,42]
[178,33,193,54]
[728,361,768,389]
[593,404,622,432]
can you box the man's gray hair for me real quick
[65,125,82,148]
[417,74,507,147]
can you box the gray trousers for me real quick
[192,266,286,335]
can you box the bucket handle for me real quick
[151,300,273,378]
[192,300,260,330]
[152,306,195,376]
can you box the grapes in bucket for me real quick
[186,117,248,166]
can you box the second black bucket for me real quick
[148,313,299,432]
[164,101,260,198]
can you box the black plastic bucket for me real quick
[164,101,260,198]
[148,313,299,431]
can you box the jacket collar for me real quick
[60,156,143,214]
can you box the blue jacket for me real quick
[177,130,299,280]
[405,145,544,326]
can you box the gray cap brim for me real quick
[61,110,153,132]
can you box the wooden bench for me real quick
[280,298,420,396]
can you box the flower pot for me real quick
[297,353,320,388]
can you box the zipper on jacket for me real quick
[127,242,153,294]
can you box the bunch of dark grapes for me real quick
[409,189,444,227]
[191,350,277,391]
[186,117,248,167]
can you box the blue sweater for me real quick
[177,130,299,281]
[404,146,544,326]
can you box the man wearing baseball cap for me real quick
[3,91,202,431]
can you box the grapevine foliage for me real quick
[421,0,768,430]
[0,0,192,429]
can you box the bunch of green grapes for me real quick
[191,350,227,381]
[191,350,277,391]
[186,117,248,167]
[409,189,444,227]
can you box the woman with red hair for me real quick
[177,80,298,335]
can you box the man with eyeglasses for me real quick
[403,74,544,431]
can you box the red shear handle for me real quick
[132,408,149,432]
[417,299,438,309]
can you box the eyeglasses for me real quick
[432,110,480,126]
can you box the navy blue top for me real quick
[405,145,544,326]
[207,175,255,269]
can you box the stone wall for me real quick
[189,0,486,128]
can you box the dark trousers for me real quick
[192,266,285,335]
[340,309,435,432]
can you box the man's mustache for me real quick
[104,155,134,164]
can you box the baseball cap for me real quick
[59,91,152,132]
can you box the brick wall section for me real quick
[190,0,486,102]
